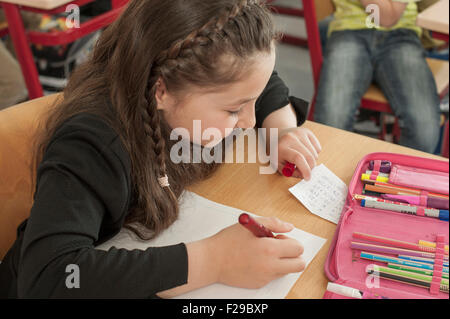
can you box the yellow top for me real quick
[329,0,423,37]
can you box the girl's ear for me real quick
[154,78,171,111]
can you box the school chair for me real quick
[0,0,129,100]
[302,0,450,143]
[0,93,61,260]
[265,0,307,47]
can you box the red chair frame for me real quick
[1,0,129,99]
[442,119,449,158]
[266,0,308,47]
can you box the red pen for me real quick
[239,213,275,238]
[282,162,296,177]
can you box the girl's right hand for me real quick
[209,217,306,289]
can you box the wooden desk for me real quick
[188,121,448,299]
[0,0,72,10]
[417,0,449,41]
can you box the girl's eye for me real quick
[228,110,240,116]
[228,105,245,116]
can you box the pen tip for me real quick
[239,213,250,225]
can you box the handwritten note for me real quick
[289,164,348,224]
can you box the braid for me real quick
[154,0,252,68]
[141,76,169,187]
[143,0,259,188]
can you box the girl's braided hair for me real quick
[34,0,277,240]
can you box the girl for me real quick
[0,0,321,298]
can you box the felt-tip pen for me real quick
[381,194,449,210]
[239,213,275,238]
[282,162,296,177]
[354,194,449,221]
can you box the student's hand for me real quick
[277,127,322,181]
[359,0,408,28]
[209,217,305,289]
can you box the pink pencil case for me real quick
[322,152,449,299]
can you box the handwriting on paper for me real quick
[289,164,348,224]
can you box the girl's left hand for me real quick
[276,127,322,181]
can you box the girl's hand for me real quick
[209,217,305,289]
[276,127,322,181]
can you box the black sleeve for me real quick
[255,71,309,128]
[17,114,188,298]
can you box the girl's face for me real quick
[156,49,276,146]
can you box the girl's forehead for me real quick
[187,51,276,99]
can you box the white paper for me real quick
[96,191,326,299]
[289,164,348,224]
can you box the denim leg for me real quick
[373,30,441,153]
[315,31,374,130]
[319,15,334,52]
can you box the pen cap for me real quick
[282,162,295,177]
[368,160,392,173]
[439,210,449,221]
[326,283,363,299]
[429,197,450,210]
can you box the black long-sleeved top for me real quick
[0,71,308,299]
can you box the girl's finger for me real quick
[256,216,294,234]
[297,134,318,161]
[293,143,316,171]
[287,148,313,180]
[307,130,322,153]
[275,257,306,275]
[273,237,304,258]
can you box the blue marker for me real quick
[360,252,449,273]
[398,255,449,267]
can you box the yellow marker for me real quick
[419,240,449,253]
[361,174,389,183]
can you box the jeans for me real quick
[315,29,441,153]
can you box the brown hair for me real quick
[33,0,277,239]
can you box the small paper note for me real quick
[289,164,348,224]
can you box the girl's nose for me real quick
[237,103,256,129]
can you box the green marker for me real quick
[388,263,449,280]
[375,265,449,286]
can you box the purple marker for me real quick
[368,160,392,173]
[351,241,449,261]
[381,194,449,210]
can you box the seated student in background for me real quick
[314,0,441,153]
[0,0,321,298]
